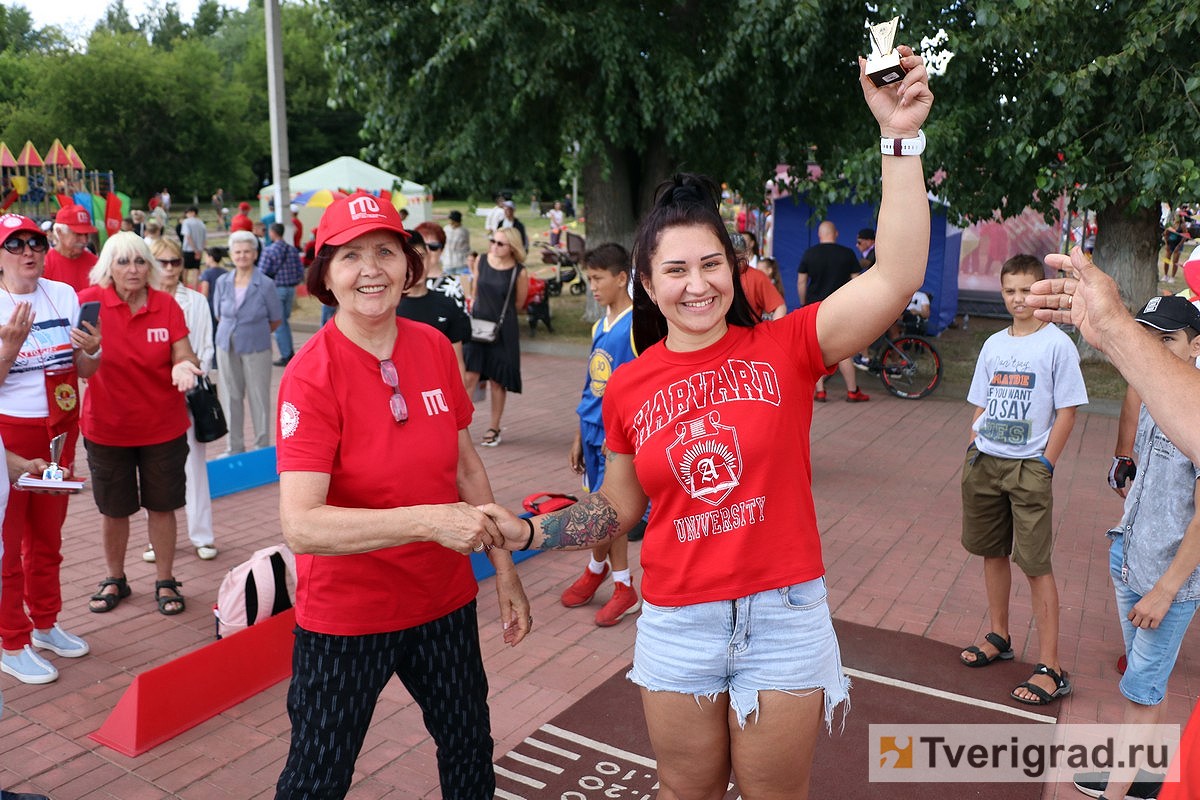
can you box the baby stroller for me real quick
[535,232,587,296]
[525,275,552,334]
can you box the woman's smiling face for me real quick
[643,224,734,350]
[325,230,408,320]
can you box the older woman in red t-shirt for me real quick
[273,192,530,798]
[78,232,202,617]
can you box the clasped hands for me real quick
[437,503,531,554]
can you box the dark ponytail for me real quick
[631,173,758,353]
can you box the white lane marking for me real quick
[508,749,564,774]
[524,736,581,760]
[540,723,658,769]
[843,667,1058,723]
[495,765,546,789]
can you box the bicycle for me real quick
[856,327,943,400]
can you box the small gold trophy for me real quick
[865,17,907,88]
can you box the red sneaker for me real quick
[846,389,870,402]
[561,564,610,607]
[814,390,827,402]
[595,582,640,627]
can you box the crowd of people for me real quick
[3,42,1200,800]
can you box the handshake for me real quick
[443,503,537,555]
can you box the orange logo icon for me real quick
[879,736,913,768]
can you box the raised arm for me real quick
[815,45,933,364]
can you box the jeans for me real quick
[275,285,296,359]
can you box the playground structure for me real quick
[1,138,125,242]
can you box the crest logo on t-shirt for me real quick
[666,412,741,506]
[280,401,299,439]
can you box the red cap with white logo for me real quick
[315,191,409,251]
[54,204,97,234]
[0,213,43,246]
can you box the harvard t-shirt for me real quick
[603,304,832,606]
[275,317,477,635]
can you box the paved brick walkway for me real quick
[0,330,1180,799]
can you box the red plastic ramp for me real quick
[89,607,296,757]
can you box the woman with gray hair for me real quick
[211,230,282,455]
[78,232,202,616]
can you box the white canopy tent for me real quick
[259,156,431,235]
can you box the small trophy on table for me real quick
[43,432,66,481]
[865,16,907,88]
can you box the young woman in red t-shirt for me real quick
[485,47,933,799]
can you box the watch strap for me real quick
[881,129,926,157]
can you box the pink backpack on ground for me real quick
[214,545,297,639]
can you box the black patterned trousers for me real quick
[274,601,495,799]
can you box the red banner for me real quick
[104,192,124,238]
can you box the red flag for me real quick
[0,190,17,211]
[104,192,124,237]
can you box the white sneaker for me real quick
[1,645,59,684]
[31,624,89,658]
[195,545,219,560]
[142,545,156,563]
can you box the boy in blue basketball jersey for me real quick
[561,244,643,626]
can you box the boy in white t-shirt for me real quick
[957,254,1089,708]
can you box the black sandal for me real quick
[960,631,1015,668]
[154,578,186,616]
[481,428,502,447]
[89,576,131,613]
[1011,663,1071,705]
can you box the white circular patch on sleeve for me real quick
[280,401,299,439]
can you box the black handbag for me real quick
[186,375,229,443]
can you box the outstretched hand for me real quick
[859,45,933,138]
[1031,247,1129,351]
[171,360,203,392]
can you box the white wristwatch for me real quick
[880,129,926,157]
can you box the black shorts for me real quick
[183,251,201,270]
[84,434,188,517]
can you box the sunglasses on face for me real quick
[2,235,49,254]
[488,239,508,247]
[158,257,183,267]
[379,359,409,424]
[426,242,443,251]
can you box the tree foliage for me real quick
[0,0,360,204]
[320,0,889,245]
[910,0,1200,311]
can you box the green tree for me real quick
[912,0,1200,319]
[2,31,255,202]
[319,0,882,246]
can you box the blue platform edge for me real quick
[206,448,540,581]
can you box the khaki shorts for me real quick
[960,447,1055,576]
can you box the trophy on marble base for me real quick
[865,16,907,88]
[43,432,66,481]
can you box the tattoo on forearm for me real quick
[541,493,620,549]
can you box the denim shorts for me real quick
[1111,535,1200,705]
[627,578,850,730]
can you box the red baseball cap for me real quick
[238,201,251,211]
[316,191,409,251]
[54,204,97,234]
[0,214,43,246]
[1183,252,1200,298]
